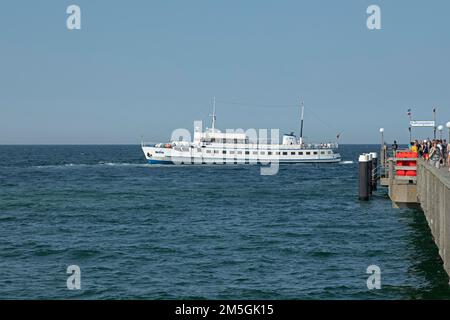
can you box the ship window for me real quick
[222,150,226,154]
[253,151,258,155]
[197,148,201,152]
[268,151,272,155]
[230,151,235,154]
[291,152,295,155]
[321,151,325,155]
[237,151,242,155]
[306,152,311,155]
[298,152,303,155]
[206,150,211,153]
[260,151,265,155]
[211,138,216,143]
[234,139,238,144]
[214,150,219,154]
[313,152,318,155]
[328,151,332,154]
[282,152,288,155]
[276,152,281,155]
[245,151,249,155]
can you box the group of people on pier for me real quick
[391,139,450,171]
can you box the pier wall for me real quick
[416,160,450,275]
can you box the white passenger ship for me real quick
[142,103,341,165]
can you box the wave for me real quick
[35,163,88,169]
[97,162,149,167]
[33,162,149,169]
[23,161,356,169]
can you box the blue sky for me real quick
[1,0,450,144]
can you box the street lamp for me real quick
[379,128,385,166]
[379,128,384,146]
[438,125,444,140]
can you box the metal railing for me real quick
[143,141,339,150]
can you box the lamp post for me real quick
[433,107,437,139]
[379,128,384,146]
[379,128,385,167]
[438,125,444,140]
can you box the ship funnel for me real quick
[282,133,297,145]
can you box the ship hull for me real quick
[142,146,341,165]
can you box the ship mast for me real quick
[299,99,305,145]
[209,96,217,131]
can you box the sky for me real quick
[1,0,450,144]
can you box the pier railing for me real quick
[393,150,418,183]
[379,148,418,182]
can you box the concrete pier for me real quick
[379,150,450,276]
[416,160,450,276]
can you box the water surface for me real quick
[0,145,449,299]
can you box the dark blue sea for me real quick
[0,145,449,299]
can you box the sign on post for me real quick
[410,120,435,127]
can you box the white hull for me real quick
[142,145,341,165]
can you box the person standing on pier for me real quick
[416,140,423,157]
[447,142,450,171]
[442,139,448,167]
[429,142,441,169]
[410,141,418,153]
[437,140,444,166]
[422,140,429,160]
[392,140,398,155]
[427,140,432,160]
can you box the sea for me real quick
[0,144,449,299]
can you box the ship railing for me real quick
[142,142,171,148]
[199,142,339,149]
[143,141,339,150]
[141,142,157,147]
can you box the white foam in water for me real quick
[34,163,149,169]
[339,161,354,164]
[35,164,86,169]
[99,162,149,167]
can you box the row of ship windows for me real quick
[202,138,248,144]
[200,150,332,156]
